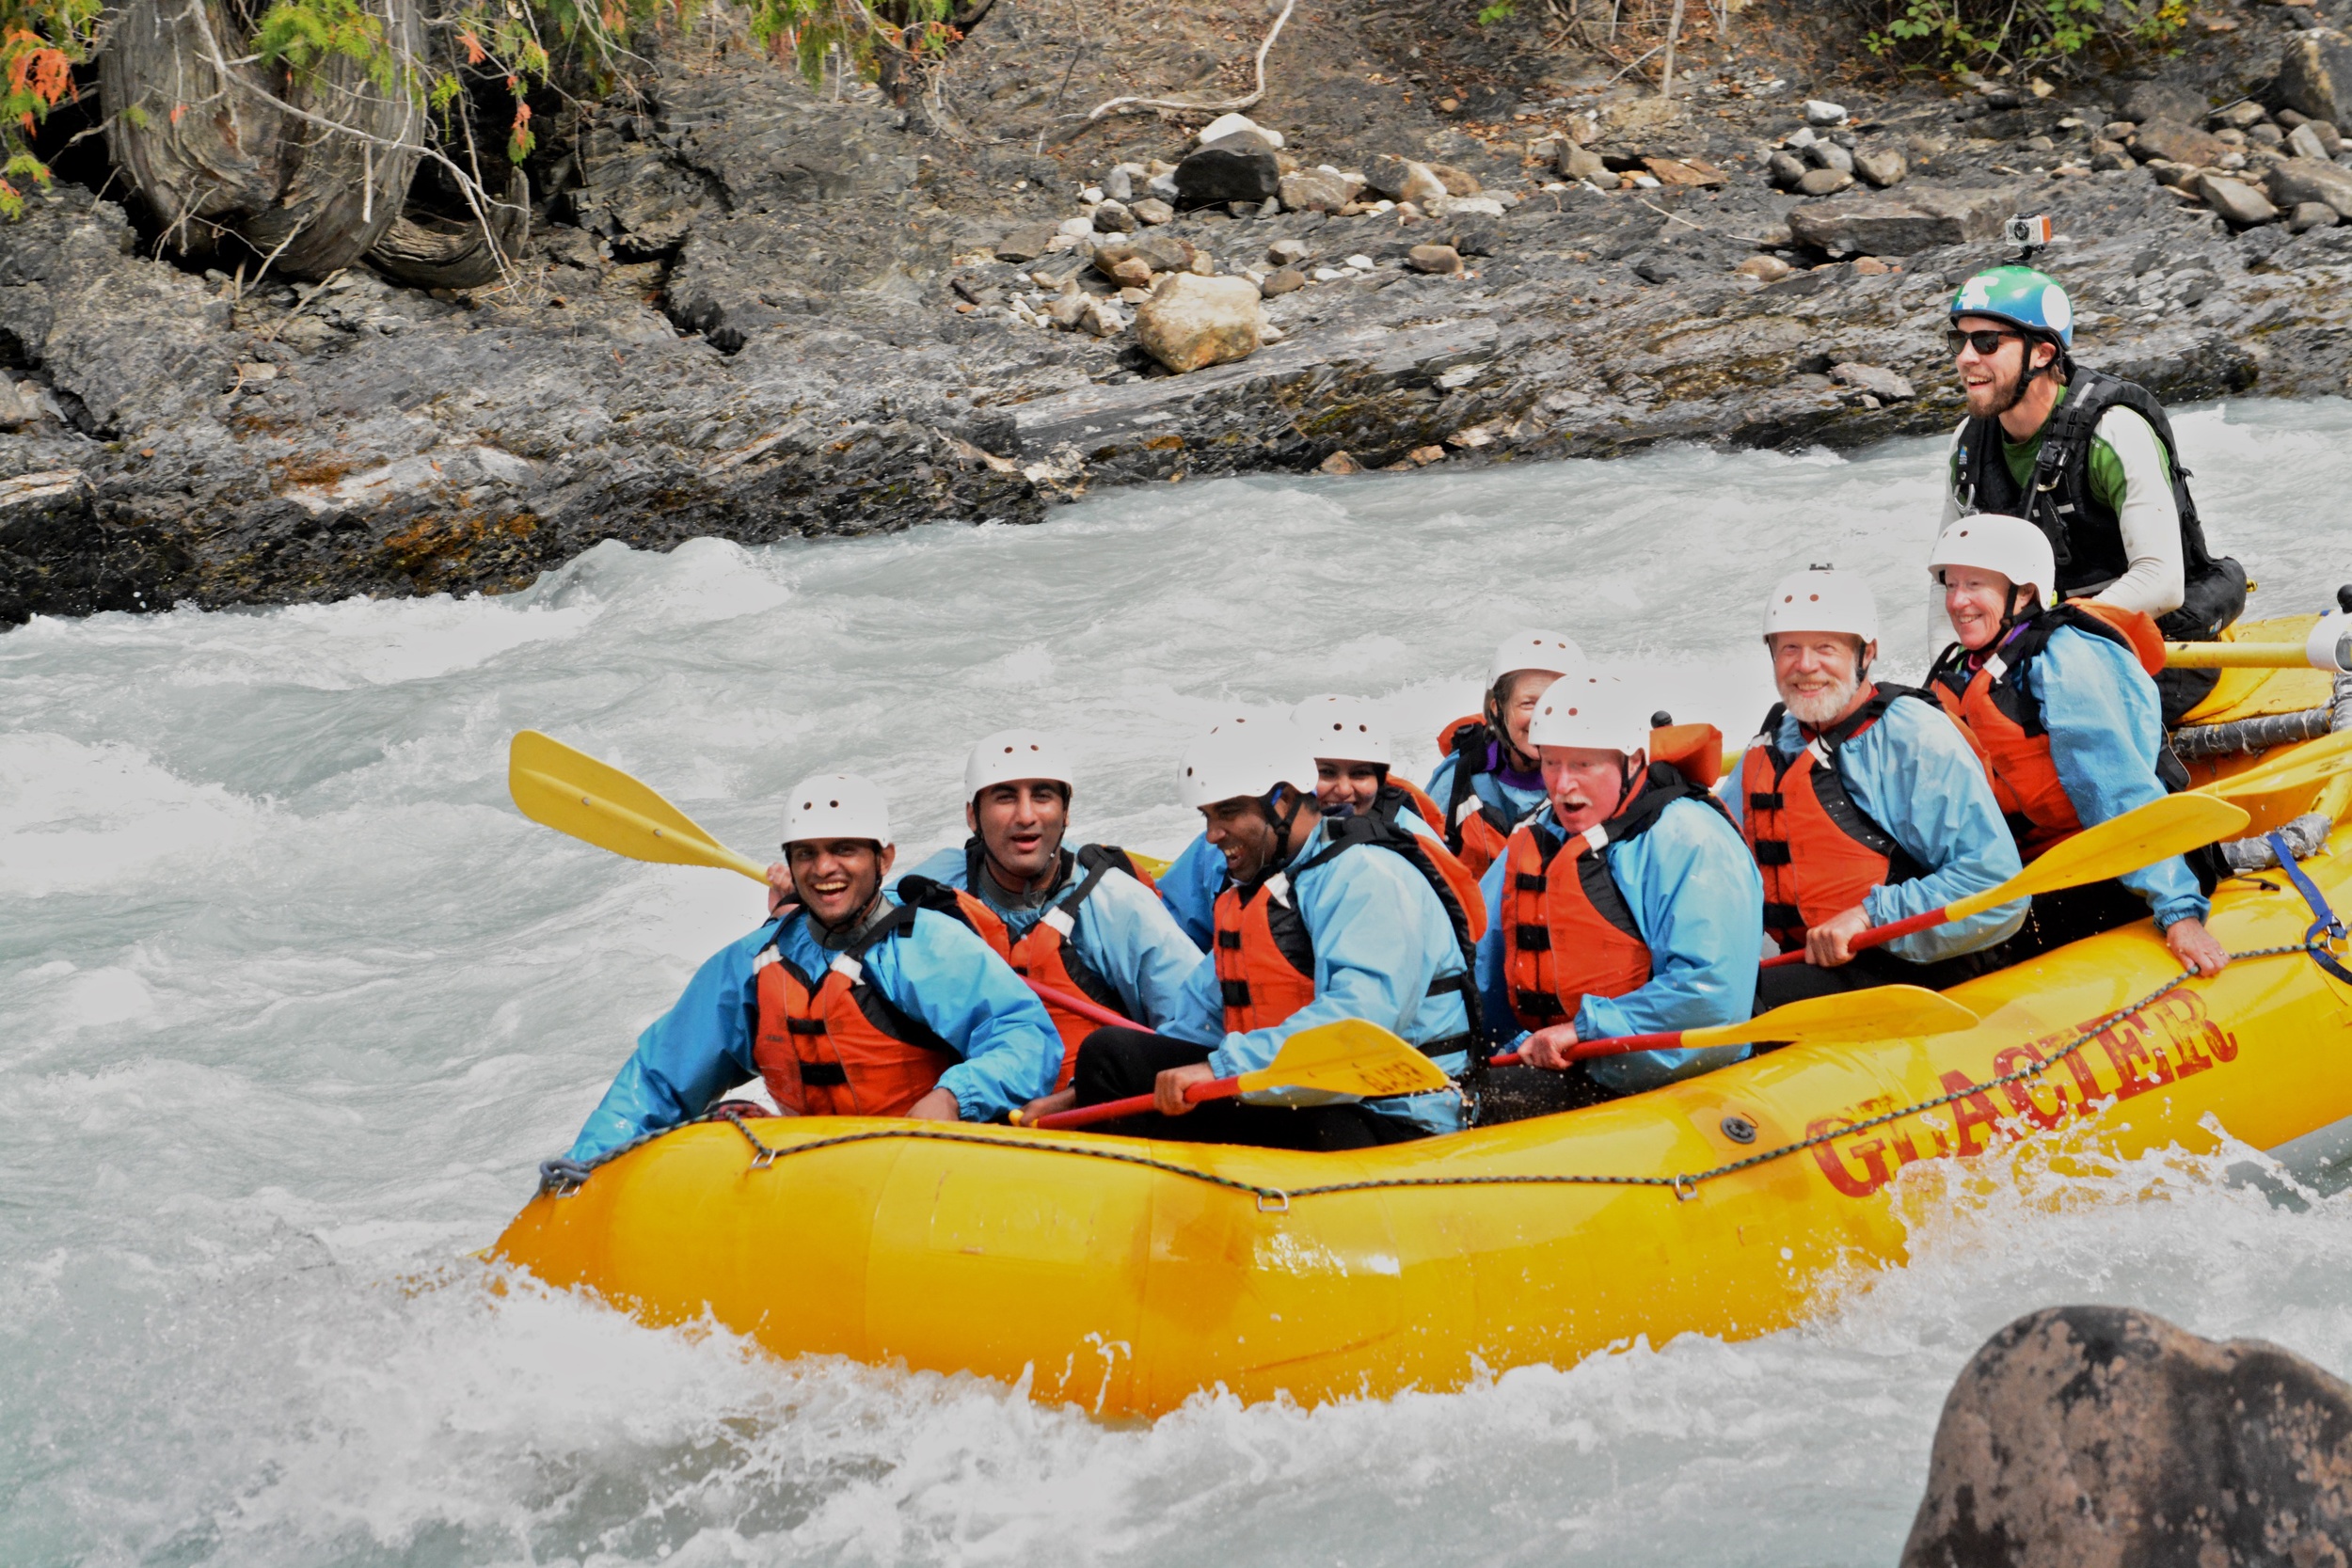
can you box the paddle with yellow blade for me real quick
[1489,984,1979,1068]
[1020,1018,1452,1130]
[2162,608,2352,672]
[2189,726,2352,800]
[508,730,1158,1027]
[1758,791,2251,971]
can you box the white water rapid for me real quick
[7,401,2352,1567]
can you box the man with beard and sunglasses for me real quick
[1940,265,2244,721]
[1717,566,2027,1012]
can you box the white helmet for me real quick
[1929,515,2057,612]
[963,728,1073,799]
[1762,563,1880,643]
[782,772,892,847]
[1487,628,1585,688]
[1291,694,1391,767]
[1525,671,1651,756]
[1177,719,1318,811]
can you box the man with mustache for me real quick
[1720,566,2028,1012]
[1941,265,2244,721]
[1068,720,1480,1148]
[558,773,1062,1168]
[887,730,1200,1106]
[1475,671,1761,1103]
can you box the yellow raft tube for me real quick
[493,616,2352,1419]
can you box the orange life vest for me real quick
[751,903,958,1117]
[1501,763,1727,1032]
[897,842,1152,1090]
[1926,601,2166,859]
[1434,716,1526,879]
[1367,781,1488,944]
[1738,686,1929,951]
[1212,812,1482,1046]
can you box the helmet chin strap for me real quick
[1996,336,2059,416]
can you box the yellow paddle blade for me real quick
[1942,792,2251,923]
[1234,1018,1453,1101]
[508,731,769,882]
[1684,985,1979,1052]
[1130,851,1172,880]
[2195,728,2352,801]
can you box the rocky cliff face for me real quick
[5,0,2352,624]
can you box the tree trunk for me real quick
[100,0,425,278]
[366,164,530,290]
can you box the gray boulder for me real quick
[1788,184,2006,255]
[2290,200,2342,231]
[994,224,1057,262]
[2120,81,2207,126]
[1796,167,1854,197]
[1174,135,1282,208]
[1807,141,1855,175]
[1767,150,1808,188]
[2202,176,2280,228]
[1831,362,1915,401]
[2132,119,2232,167]
[1901,1306,2352,1568]
[2269,155,2352,217]
[1278,168,1361,214]
[1853,147,1908,188]
[2280,29,2352,128]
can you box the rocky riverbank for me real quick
[6,0,2352,624]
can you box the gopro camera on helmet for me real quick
[2004,214,2054,255]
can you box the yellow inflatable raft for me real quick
[493,616,2352,1419]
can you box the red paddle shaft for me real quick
[1025,977,1142,1032]
[1756,905,1947,970]
[1489,1028,1688,1068]
[1028,1076,1240,1130]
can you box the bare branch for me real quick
[1082,0,1295,122]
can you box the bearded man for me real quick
[1720,566,2028,1011]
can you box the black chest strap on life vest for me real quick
[776,902,952,1070]
[1441,720,1516,847]
[1746,689,1930,887]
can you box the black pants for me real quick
[1752,940,2014,1014]
[2021,877,2152,957]
[1071,1027,1428,1150]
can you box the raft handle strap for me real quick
[2266,831,2352,986]
[1256,1191,1291,1214]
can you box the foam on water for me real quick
[6,401,2352,1566]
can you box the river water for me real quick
[6,400,2352,1567]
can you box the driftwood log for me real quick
[366,165,531,290]
[100,0,424,277]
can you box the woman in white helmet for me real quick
[1723,565,2027,1011]
[1473,671,1762,1109]
[1066,721,1481,1148]
[1425,629,1585,879]
[556,772,1065,1170]
[1924,515,2228,975]
[887,730,1201,1100]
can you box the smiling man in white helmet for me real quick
[1426,629,1586,878]
[1473,670,1760,1109]
[1721,565,2026,1011]
[558,772,1063,1167]
[886,729,1200,1101]
[1067,719,1482,1148]
[1924,515,2227,974]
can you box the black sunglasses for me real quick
[1946,327,2021,356]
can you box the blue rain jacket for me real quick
[564,897,1062,1163]
[893,845,1201,1030]
[1715,696,2028,962]
[1425,749,1547,838]
[1158,798,1441,950]
[1475,798,1764,1094]
[2028,624,2208,927]
[1159,818,1474,1135]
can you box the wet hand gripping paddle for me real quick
[1021,1019,1452,1131]
[506,731,1150,1028]
[1490,984,1979,1067]
[1757,791,2253,972]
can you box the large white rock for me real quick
[1134,273,1263,372]
[1197,112,1283,149]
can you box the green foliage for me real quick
[741,0,955,88]
[1475,1,1518,22]
[1862,0,2186,76]
[0,0,100,214]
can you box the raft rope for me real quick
[547,929,2351,1210]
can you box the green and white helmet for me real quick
[1950,264,2074,348]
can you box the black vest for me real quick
[1954,366,2245,644]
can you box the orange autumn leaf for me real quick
[170,102,185,124]
[458,27,485,62]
